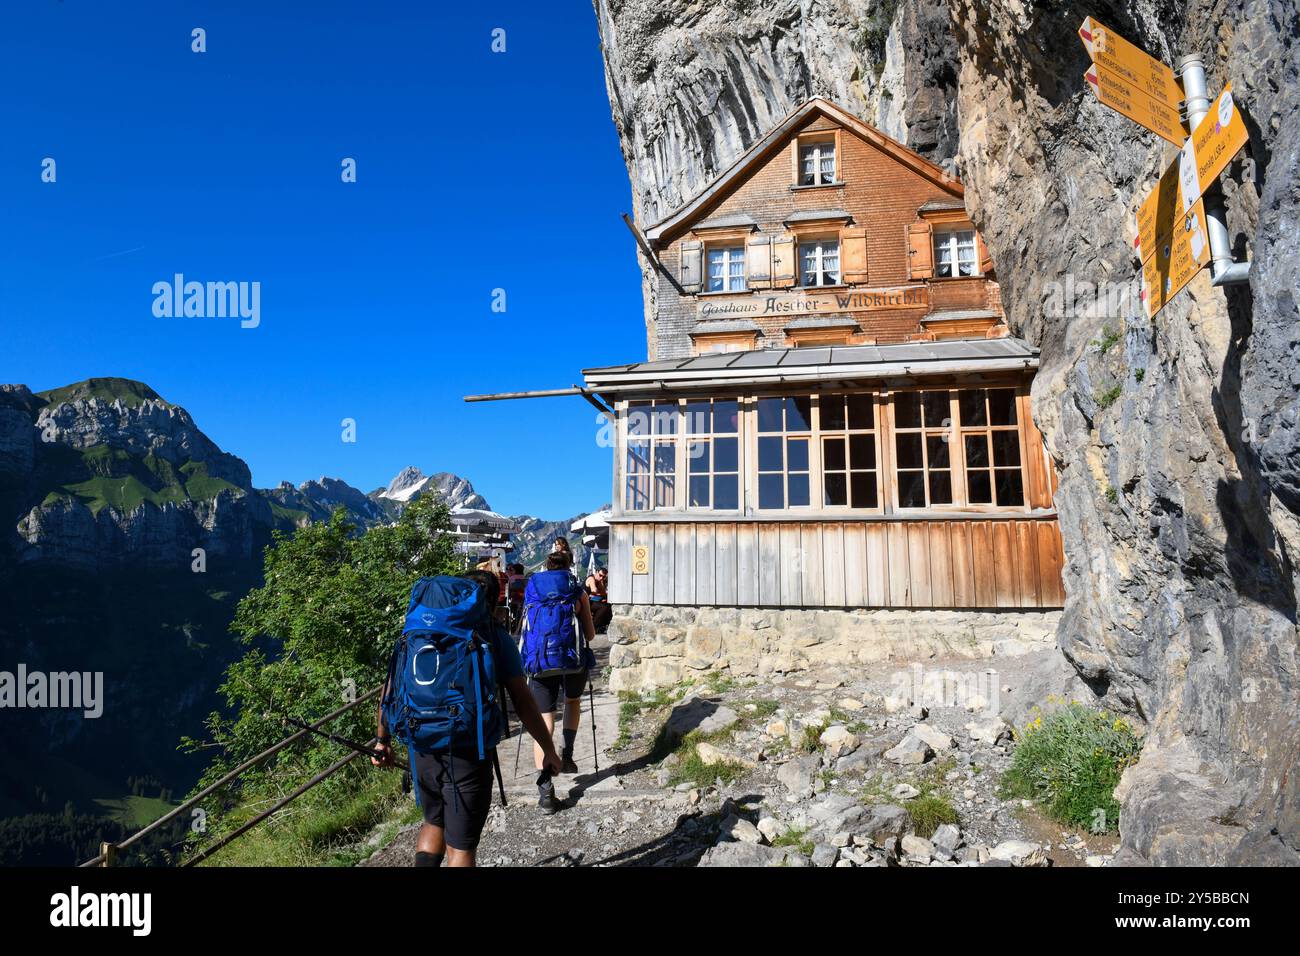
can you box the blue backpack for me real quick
[381,576,507,805]
[521,570,596,676]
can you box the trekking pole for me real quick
[588,682,599,773]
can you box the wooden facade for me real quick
[607,516,1065,610]
[638,98,1008,360]
[577,99,1065,612]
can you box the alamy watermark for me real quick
[889,662,1000,714]
[1041,273,1141,321]
[0,664,103,718]
[152,274,260,329]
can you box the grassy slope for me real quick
[36,377,167,408]
[41,447,242,514]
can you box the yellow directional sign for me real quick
[1135,84,1249,261]
[1135,158,1183,264]
[1141,199,1211,318]
[1079,16,1183,107]
[1177,85,1249,213]
[1084,63,1188,146]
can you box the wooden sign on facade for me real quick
[698,286,929,321]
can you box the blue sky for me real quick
[0,1,645,519]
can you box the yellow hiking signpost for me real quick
[1140,199,1212,319]
[1134,85,1249,263]
[1078,16,1252,318]
[1083,62,1188,146]
[1176,85,1248,212]
[1078,16,1183,106]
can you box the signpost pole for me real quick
[1177,54,1250,286]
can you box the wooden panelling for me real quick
[737,523,760,606]
[949,521,976,608]
[714,523,737,605]
[610,515,1065,610]
[824,524,847,608]
[674,524,695,605]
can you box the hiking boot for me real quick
[537,772,559,814]
[560,752,579,775]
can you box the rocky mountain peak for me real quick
[383,465,427,499]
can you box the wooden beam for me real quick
[622,213,662,269]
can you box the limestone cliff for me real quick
[594,0,1299,863]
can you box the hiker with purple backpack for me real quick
[521,548,597,814]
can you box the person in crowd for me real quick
[519,549,596,813]
[373,570,562,867]
[585,565,612,634]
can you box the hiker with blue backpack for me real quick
[521,548,598,814]
[373,570,562,867]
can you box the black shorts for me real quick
[528,670,588,712]
[412,751,494,851]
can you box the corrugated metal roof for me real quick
[582,337,1038,387]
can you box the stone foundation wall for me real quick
[607,605,1061,693]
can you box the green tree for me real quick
[182,495,458,852]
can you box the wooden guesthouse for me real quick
[471,97,1065,620]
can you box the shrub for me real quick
[908,793,959,838]
[1000,700,1142,833]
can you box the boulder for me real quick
[811,843,839,867]
[807,793,870,833]
[931,823,963,860]
[818,724,861,759]
[884,733,934,765]
[911,723,955,751]
[719,814,764,844]
[989,840,1048,867]
[901,834,933,862]
[756,816,786,843]
[966,719,1011,746]
[776,753,820,796]
[698,841,794,868]
[862,804,911,847]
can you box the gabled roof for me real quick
[643,98,964,248]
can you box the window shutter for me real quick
[680,241,703,292]
[977,232,994,275]
[841,226,869,284]
[746,236,772,289]
[906,221,934,281]
[771,234,796,288]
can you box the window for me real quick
[934,230,978,278]
[757,395,813,509]
[819,393,879,509]
[625,400,678,510]
[616,386,1034,516]
[685,399,740,509]
[706,246,746,292]
[800,239,840,287]
[958,388,1024,506]
[799,141,836,186]
[892,390,956,508]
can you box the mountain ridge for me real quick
[2,377,595,570]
